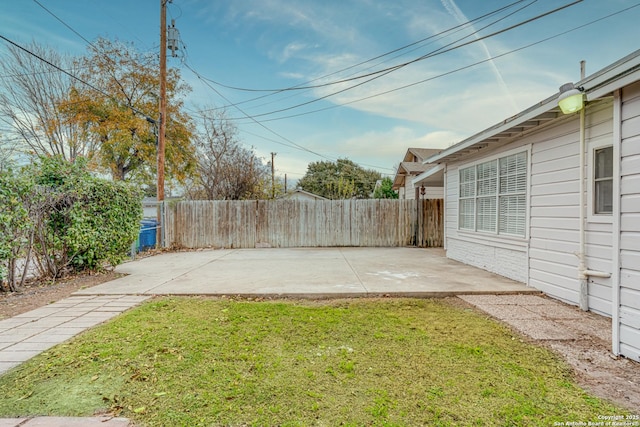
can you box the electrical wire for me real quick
[194,0,533,94]
[214,0,538,114]
[33,0,94,48]
[196,0,541,115]
[178,1,592,172]
[0,34,155,122]
[176,26,395,172]
[183,52,396,172]
[33,0,162,107]
[228,1,640,125]
[24,0,391,174]
[221,0,583,122]
[185,61,335,161]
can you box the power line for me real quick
[196,0,540,116]
[184,62,334,161]
[0,34,155,123]
[222,0,582,122]
[194,0,533,94]
[27,0,392,174]
[216,0,538,115]
[181,1,578,173]
[184,57,396,173]
[0,65,91,80]
[33,0,95,47]
[238,127,394,172]
[229,1,640,125]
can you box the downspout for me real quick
[611,89,622,356]
[578,105,589,311]
[443,164,447,251]
[576,60,612,311]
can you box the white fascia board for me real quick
[587,69,640,101]
[580,49,640,94]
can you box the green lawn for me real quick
[0,298,626,426]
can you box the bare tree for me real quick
[0,43,93,161]
[0,132,22,172]
[188,109,270,200]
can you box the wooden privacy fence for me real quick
[165,199,443,249]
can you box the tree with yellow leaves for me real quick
[60,38,195,183]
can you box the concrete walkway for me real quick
[0,247,536,426]
[0,295,150,376]
[0,295,150,427]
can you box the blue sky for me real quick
[2,0,640,182]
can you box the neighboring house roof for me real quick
[392,148,442,189]
[418,49,640,168]
[403,148,441,162]
[282,189,329,201]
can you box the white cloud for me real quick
[275,42,309,63]
[338,127,463,163]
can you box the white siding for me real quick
[527,102,614,313]
[423,187,444,199]
[619,81,640,362]
[443,101,615,312]
[529,121,581,304]
[585,103,614,316]
[401,183,443,200]
[401,184,414,200]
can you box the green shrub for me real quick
[1,155,143,288]
[0,171,32,290]
[31,156,143,273]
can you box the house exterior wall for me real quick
[443,101,616,315]
[402,183,415,200]
[528,120,581,305]
[398,186,408,199]
[529,101,614,315]
[584,102,615,316]
[423,186,444,199]
[619,81,640,361]
[443,143,530,283]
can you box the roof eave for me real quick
[424,49,640,165]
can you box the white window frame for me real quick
[457,147,530,239]
[587,139,613,224]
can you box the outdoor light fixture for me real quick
[558,82,584,114]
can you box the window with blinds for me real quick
[459,151,527,237]
[459,166,476,230]
[594,146,613,214]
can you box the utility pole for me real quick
[158,0,167,204]
[271,152,277,199]
[157,0,168,247]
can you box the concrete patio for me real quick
[75,247,535,297]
